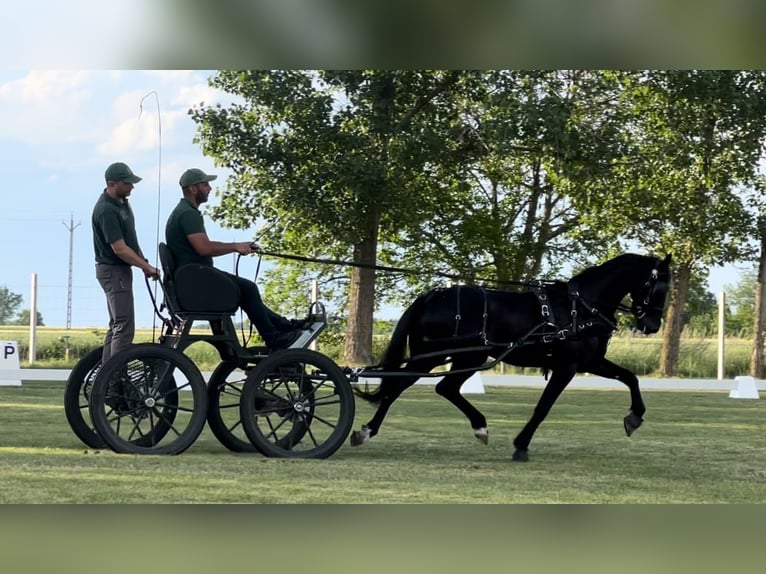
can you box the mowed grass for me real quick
[0,382,764,503]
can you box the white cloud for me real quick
[0,71,97,144]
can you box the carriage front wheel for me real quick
[239,348,355,459]
[89,343,208,455]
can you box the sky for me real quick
[0,69,753,328]
[0,70,253,328]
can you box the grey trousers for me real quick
[95,263,135,364]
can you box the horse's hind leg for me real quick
[350,357,441,446]
[587,358,645,436]
[434,356,490,444]
[512,365,575,462]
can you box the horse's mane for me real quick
[570,253,655,283]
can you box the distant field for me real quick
[0,325,755,378]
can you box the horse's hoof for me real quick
[349,426,371,447]
[474,427,489,445]
[623,411,643,437]
[512,449,529,462]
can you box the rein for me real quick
[255,249,532,289]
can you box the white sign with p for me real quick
[0,341,22,386]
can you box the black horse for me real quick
[351,253,672,461]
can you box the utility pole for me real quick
[62,213,81,330]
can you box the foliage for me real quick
[0,285,23,324]
[12,309,44,326]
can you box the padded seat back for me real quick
[158,242,240,315]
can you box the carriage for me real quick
[64,243,356,458]
[65,249,671,462]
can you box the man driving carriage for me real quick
[164,167,306,350]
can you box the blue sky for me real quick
[0,70,749,328]
[0,70,251,328]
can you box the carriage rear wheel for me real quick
[63,346,106,449]
[89,344,207,455]
[206,361,259,453]
[239,348,355,459]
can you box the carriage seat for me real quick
[158,242,240,316]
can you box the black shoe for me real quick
[285,318,312,331]
[268,329,302,351]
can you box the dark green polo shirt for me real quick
[165,198,214,267]
[91,190,142,265]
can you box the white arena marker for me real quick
[0,341,22,386]
[729,376,760,399]
[461,372,485,395]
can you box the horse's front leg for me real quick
[586,357,645,437]
[512,365,575,462]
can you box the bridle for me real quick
[630,263,667,320]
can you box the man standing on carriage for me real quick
[164,167,305,350]
[92,162,161,365]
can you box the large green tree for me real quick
[190,70,470,363]
[594,71,766,375]
[392,70,631,297]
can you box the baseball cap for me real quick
[105,162,142,184]
[179,168,218,187]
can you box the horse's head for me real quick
[630,254,672,334]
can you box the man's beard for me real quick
[194,189,208,204]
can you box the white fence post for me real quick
[717,290,725,381]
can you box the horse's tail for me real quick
[354,292,427,405]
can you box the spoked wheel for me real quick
[239,348,355,459]
[63,346,106,449]
[89,343,207,455]
[206,361,259,453]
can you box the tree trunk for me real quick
[659,260,692,377]
[343,225,378,366]
[750,228,766,378]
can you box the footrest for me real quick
[286,301,328,350]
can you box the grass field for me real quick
[1,382,764,503]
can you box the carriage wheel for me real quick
[89,344,207,455]
[63,346,106,449]
[206,361,259,453]
[63,346,180,450]
[239,348,355,459]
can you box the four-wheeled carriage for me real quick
[65,243,355,457]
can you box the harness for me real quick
[447,261,663,349]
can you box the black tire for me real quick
[206,361,259,453]
[63,346,106,449]
[239,348,355,459]
[89,343,208,455]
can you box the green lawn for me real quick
[0,382,764,503]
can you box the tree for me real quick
[606,71,766,376]
[191,70,471,364]
[390,70,631,293]
[0,286,23,324]
[13,309,44,326]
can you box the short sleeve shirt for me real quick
[91,190,142,265]
[165,198,214,267]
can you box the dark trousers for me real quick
[95,263,135,364]
[224,273,290,344]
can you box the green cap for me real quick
[105,162,142,184]
[179,168,218,187]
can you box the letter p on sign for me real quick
[0,341,21,386]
